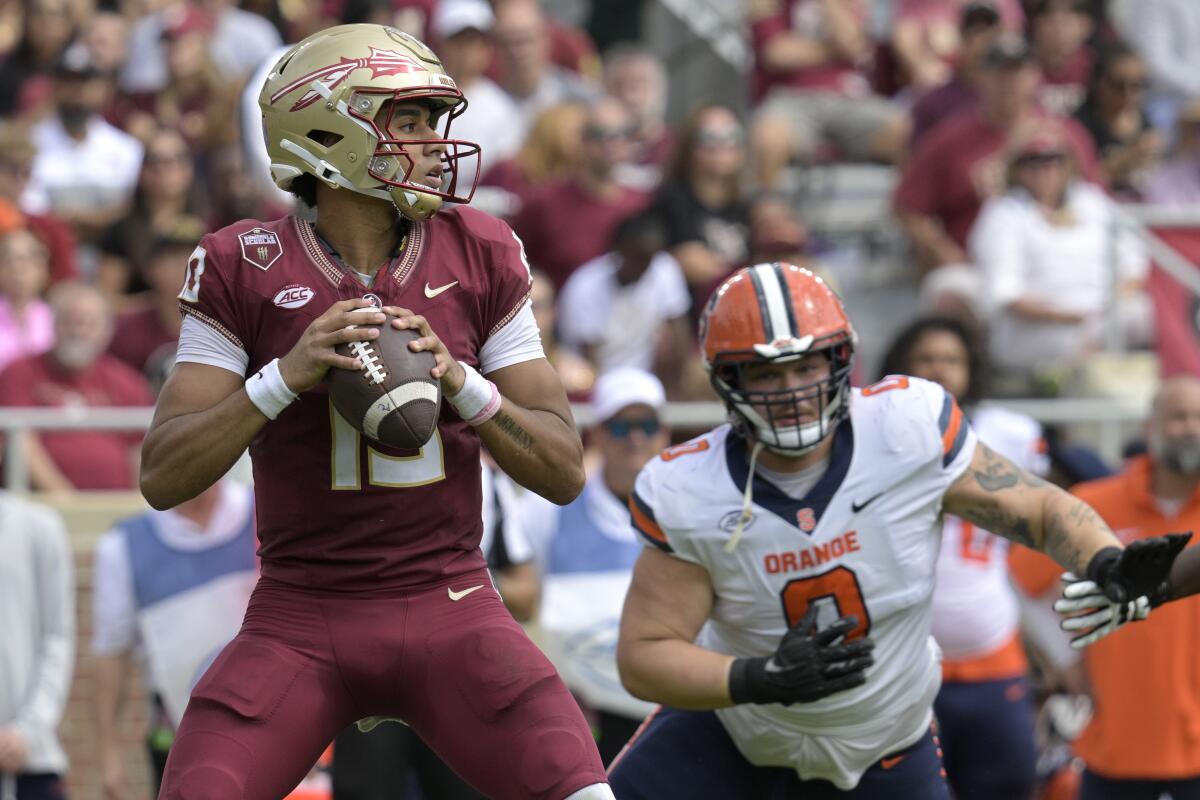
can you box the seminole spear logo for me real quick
[272,48,424,111]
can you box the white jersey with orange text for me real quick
[629,376,978,789]
[932,406,1047,661]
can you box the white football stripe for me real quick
[362,382,439,440]
[754,264,792,341]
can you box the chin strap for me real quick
[726,440,765,553]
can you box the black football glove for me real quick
[1085,532,1192,604]
[728,605,875,706]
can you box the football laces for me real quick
[348,341,388,385]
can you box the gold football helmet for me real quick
[259,24,480,220]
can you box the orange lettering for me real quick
[765,554,781,574]
[782,552,799,572]
[799,550,815,570]
[830,538,845,558]
[813,543,830,564]
[846,531,860,552]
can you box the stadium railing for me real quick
[0,398,1149,493]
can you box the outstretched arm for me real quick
[943,442,1122,576]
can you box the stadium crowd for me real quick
[2,0,1200,798]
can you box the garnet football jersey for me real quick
[629,376,977,789]
[177,208,532,589]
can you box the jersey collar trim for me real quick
[390,221,425,287]
[295,217,345,287]
[724,421,855,534]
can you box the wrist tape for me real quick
[447,361,501,426]
[246,358,298,420]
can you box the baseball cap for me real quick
[984,34,1034,67]
[591,368,666,424]
[432,0,494,40]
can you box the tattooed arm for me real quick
[942,442,1123,576]
[483,358,585,505]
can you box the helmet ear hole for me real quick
[307,130,344,147]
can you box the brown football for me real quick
[327,311,441,450]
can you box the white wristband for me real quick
[245,358,299,420]
[447,361,501,426]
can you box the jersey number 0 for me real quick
[780,566,871,640]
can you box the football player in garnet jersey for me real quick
[607,263,1186,799]
[138,24,612,800]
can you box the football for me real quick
[327,310,441,450]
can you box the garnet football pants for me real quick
[158,568,606,800]
[607,707,949,799]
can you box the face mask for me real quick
[1154,434,1200,475]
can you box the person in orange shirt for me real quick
[1037,376,1200,800]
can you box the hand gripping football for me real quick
[327,309,441,450]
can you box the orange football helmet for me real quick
[700,263,856,453]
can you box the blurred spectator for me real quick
[1018,377,1200,800]
[92,480,256,796]
[743,195,837,295]
[23,42,144,246]
[602,43,673,190]
[0,0,76,117]
[108,224,203,392]
[490,0,601,84]
[879,316,1042,800]
[238,43,295,210]
[892,0,1023,93]
[321,0,437,40]
[511,96,650,289]
[0,123,76,286]
[0,493,74,800]
[909,2,1004,145]
[1123,0,1200,137]
[121,0,283,94]
[0,282,153,492]
[492,0,598,142]
[205,143,292,231]
[1074,43,1162,197]
[748,0,911,190]
[1029,0,1095,117]
[97,128,206,300]
[83,10,129,77]
[1143,101,1200,204]
[432,0,521,185]
[0,229,54,374]
[478,459,540,624]
[117,5,241,152]
[477,102,587,218]
[652,104,747,292]
[529,269,595,399]
[894,34,1099,274]
[522,368,664,765]
[557,212,694,396]
[969,129,1151,376]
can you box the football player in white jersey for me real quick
[607,263,1187,799]
[879,316,1043,800]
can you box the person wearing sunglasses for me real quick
[524,368,670,767]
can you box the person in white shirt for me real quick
[521,368,667,765]
[0,492,74,800]
[23,43,143,242]
[878,315,1044,800]
[557,213,693,388]
[432,0,523,191]
[119,0,282,94]
[91,480,257,798]
[969,127,1151,377]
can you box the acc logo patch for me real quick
[273,284,314,309]
[239,228,283,271]
[796,507,817,532]
[719,510,755,533]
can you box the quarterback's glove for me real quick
[728,605,875,706]
[1083,532,1191,604]
[1054,575,1154,649]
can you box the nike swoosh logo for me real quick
[447,584,484,602]
[880,754,906,770]
[424,280,458,299]
[851,491,885,513]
